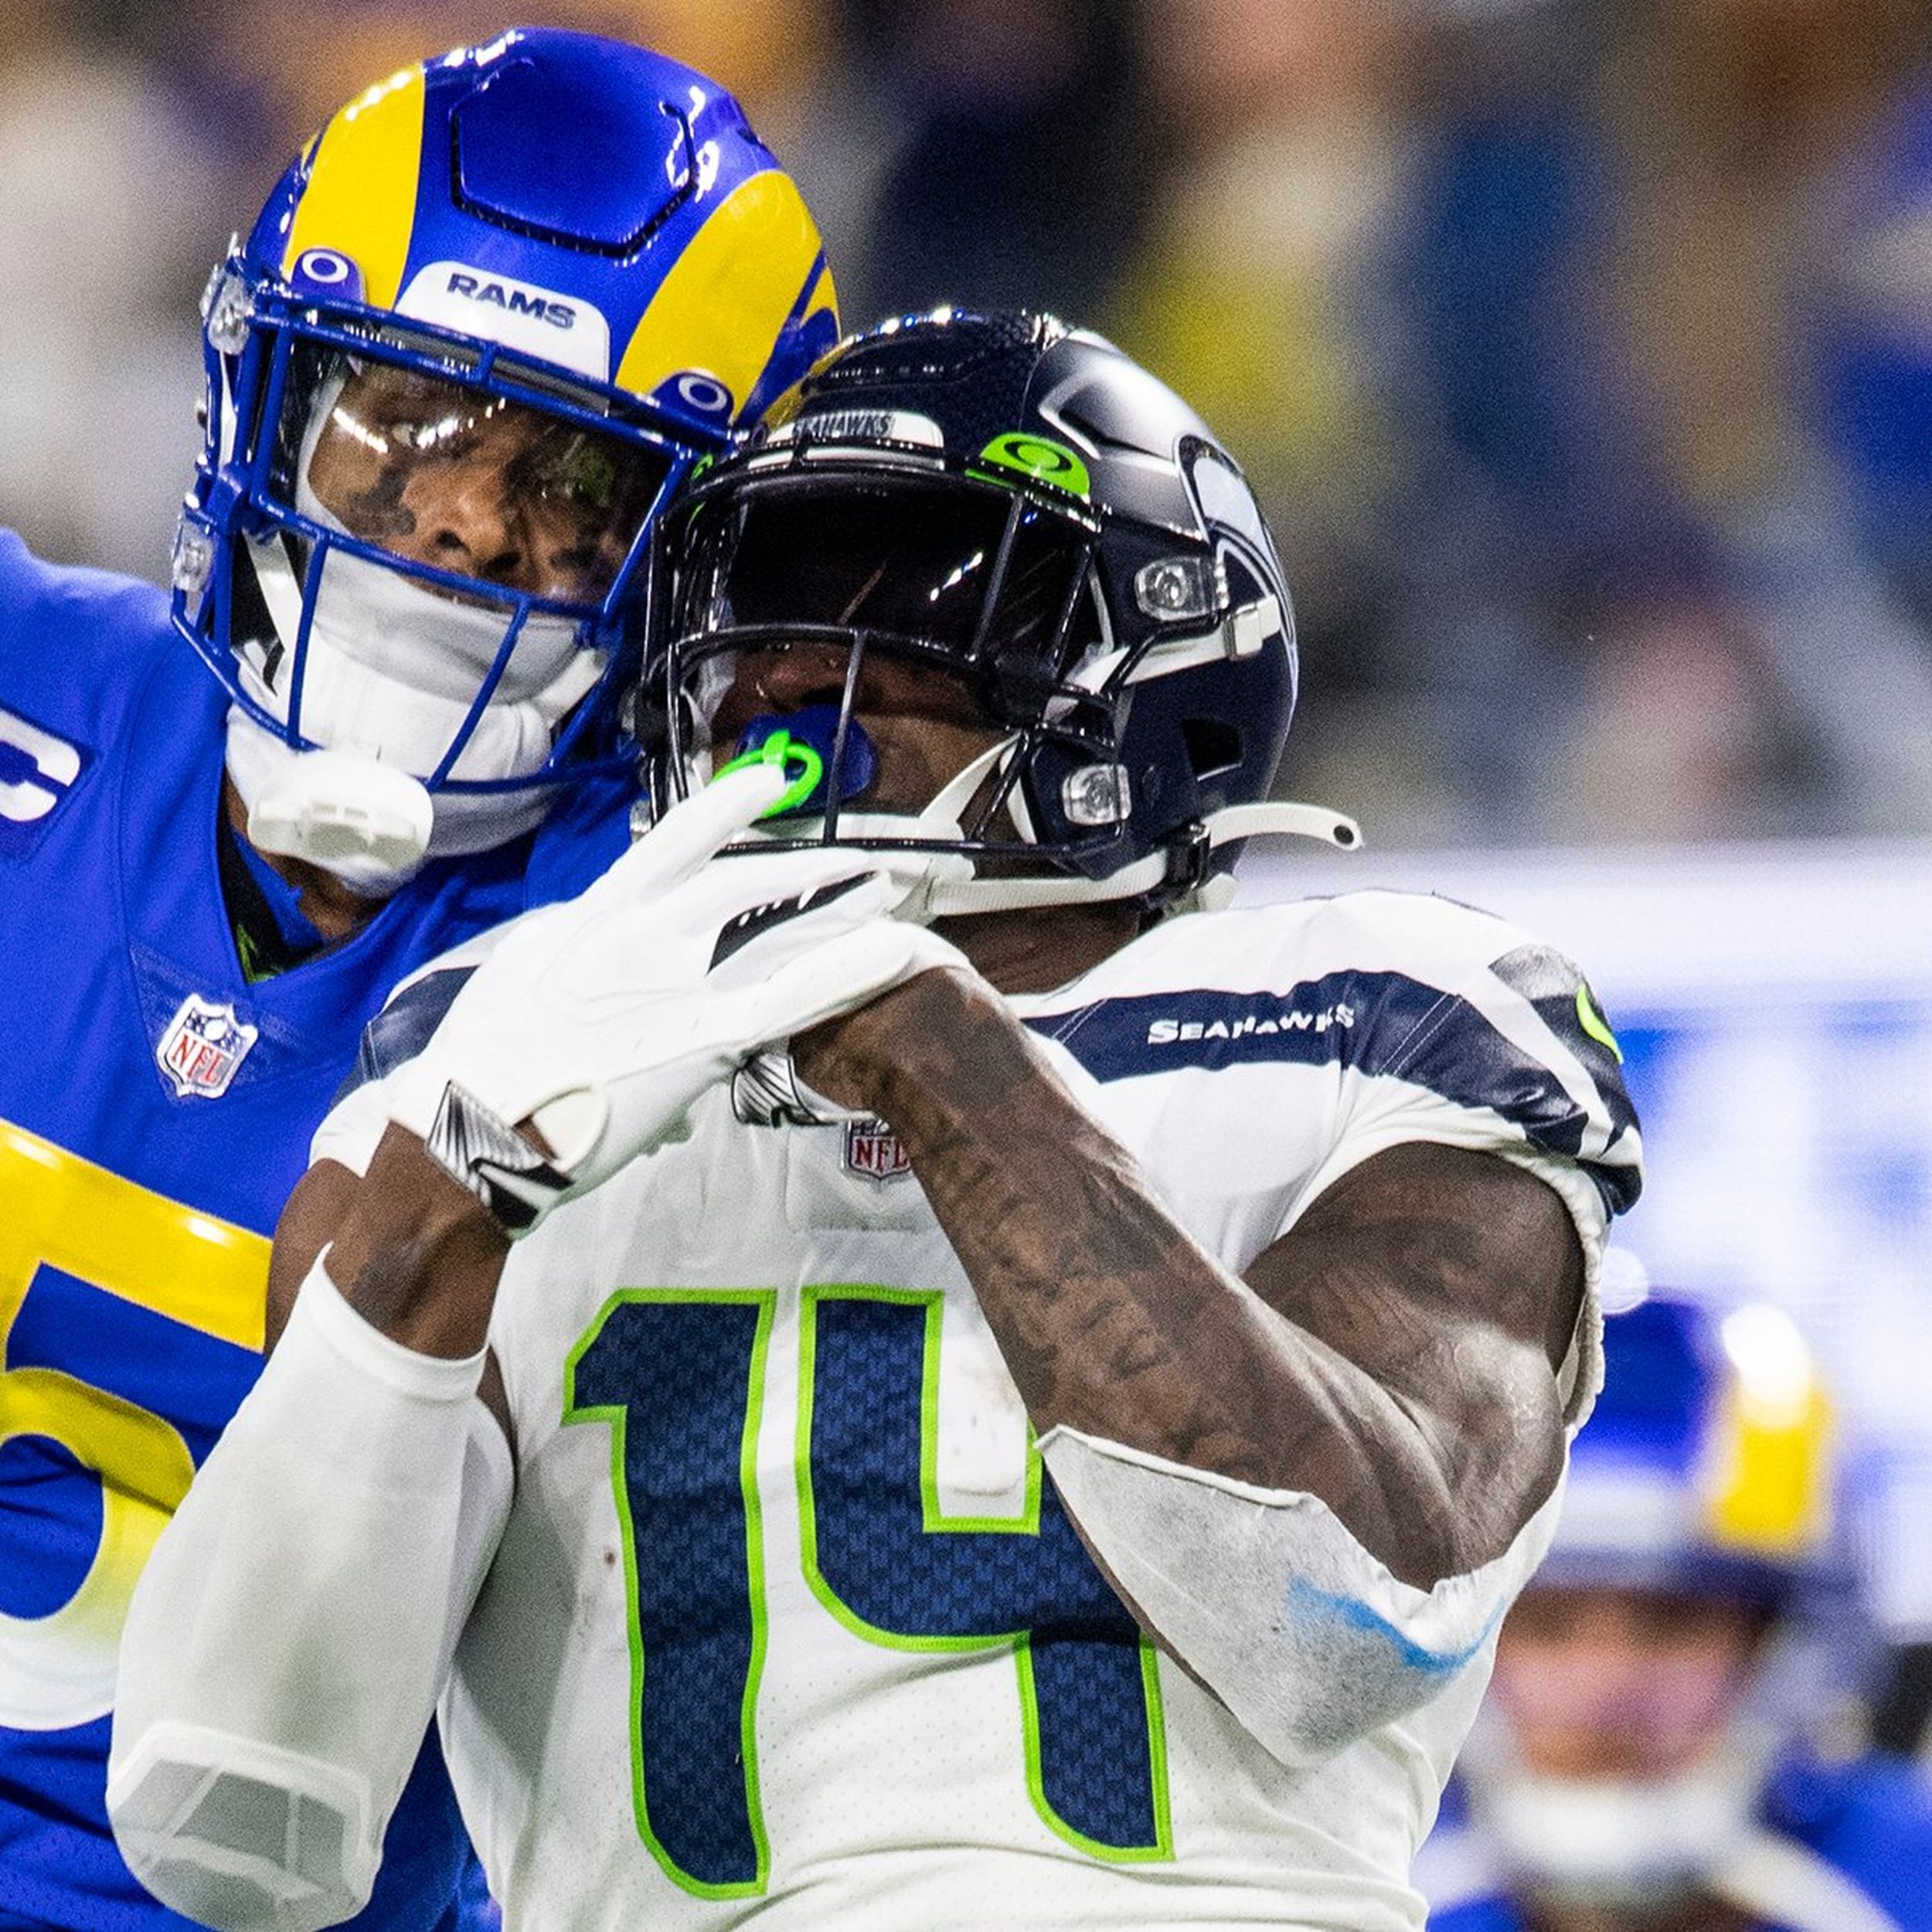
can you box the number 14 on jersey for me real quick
[565,1284,1174,1899]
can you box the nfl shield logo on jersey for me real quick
[843,1117,913,1183]
[156,994,257,1100]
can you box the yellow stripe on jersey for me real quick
[0,1120,267,1350]
[283,60,427,308]
[614,170,837,420]
[1704,1304,1833,1556]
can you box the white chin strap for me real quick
[226,518,605,892]
[918,798,1362,918]
[1462,1719,1770,1907]
[728,733,1361,920]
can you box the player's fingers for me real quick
[702,871,900,992]
[674,841,893,923]
[586,764,791,905]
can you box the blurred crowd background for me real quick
[8,0,1932,1845]
[7,0,1932,851]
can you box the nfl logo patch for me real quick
[842,1117,913,1183]
[156,994,257,1100]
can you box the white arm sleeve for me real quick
[1036,1425,1565,1770]
[107,1255,511,1932]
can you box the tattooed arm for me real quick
[793,965,1584,1594]
[264,1131,519,1451]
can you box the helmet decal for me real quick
[395,261,611,380]
[289,248,365,304]
[282,64,427,310]
[776,405,944,449]
[972,433,1092,498]
[614,170,838,424]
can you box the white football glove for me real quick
[383,763,965,1232]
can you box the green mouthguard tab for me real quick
[713,730,825,818]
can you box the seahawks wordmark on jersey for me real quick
[325,886,1640,1932]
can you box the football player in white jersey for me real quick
[108,310,1643,1932]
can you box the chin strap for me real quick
[230,528,601,888]
[725,733,1362,921]
[917,797,1363,919]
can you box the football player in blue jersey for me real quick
[0,24,838,1930]
[114,311,1641,1930]
[1417,1291,1932,1932]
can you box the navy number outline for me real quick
[563,1289,777,1898]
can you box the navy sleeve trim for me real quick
[328,966,477,1112]
[1024,965,1641,1217]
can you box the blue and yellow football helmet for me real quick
[1549,1291,1838,1608]
[1447,1289,1859,1909]
[175,26,839,886]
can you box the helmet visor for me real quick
[270,343,670,607]
[676,474,1095,675]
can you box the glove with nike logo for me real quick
[383,762,965,1232]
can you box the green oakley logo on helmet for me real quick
[972,433,1091,499]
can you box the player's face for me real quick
[1488,1583,1767,1781]
[708,643,1009,818]
[305,362,661,603]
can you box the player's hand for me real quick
[382,763,965,1231]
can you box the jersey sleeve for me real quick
[310,925,508,1175]
[1279,890,1642,1425]
[0,530,171,707]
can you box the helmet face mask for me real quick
[658,458,1121,866]
[176,27,840,885]
[287,345,674,611]
[192,305,689,798]
[643,309,1331,914]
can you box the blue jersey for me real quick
[0,532,627,1928]
[1421,1757,1932,1932]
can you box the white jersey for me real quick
[326,887,1641,1932]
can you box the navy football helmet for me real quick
[176,26,839,889]
[641,309,1355,915]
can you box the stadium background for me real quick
[5,0,1930,1750]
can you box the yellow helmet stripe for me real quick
[1705,1308,1834,1556]
[615,170,836,419]
[804,262,838,335]
[283,62,427,308]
